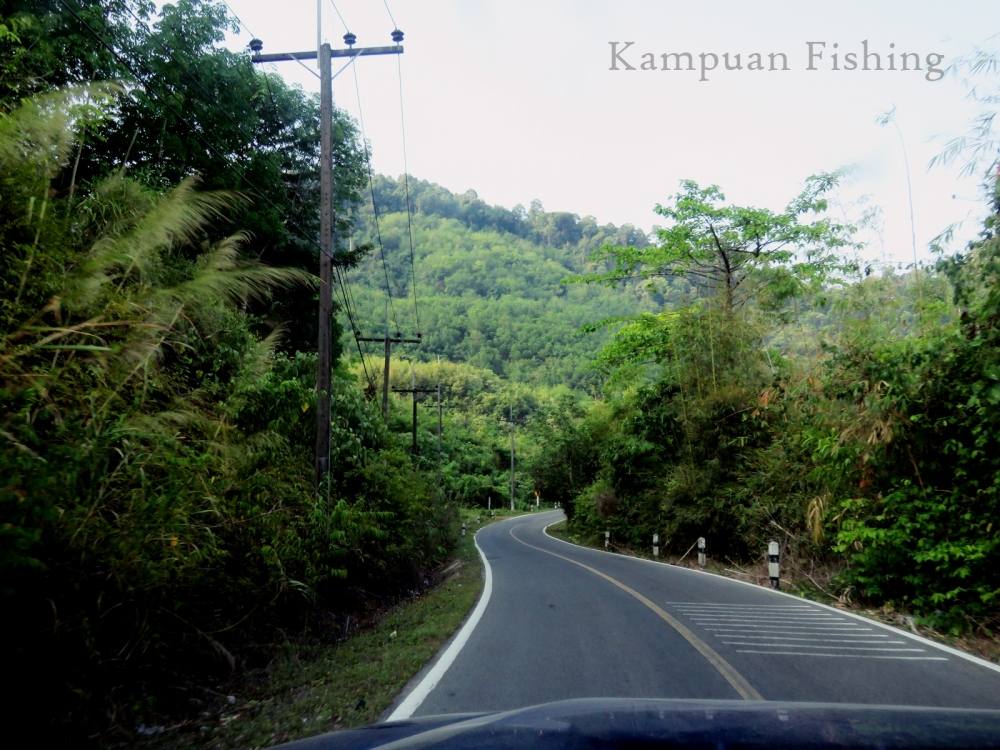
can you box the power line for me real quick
[350,61,401,336]
[218,0,254,38]
[381,0,399,30]
[331,245,377,388]
[212,1,289,107]
[67,1,325,282]
[326,0,351,35]
[219,0,319,80]
[395,49,421,333]
[56,0,260,180]
[334,267,376,389]
[317,0,404,343]
[341,274,378,389]
[58,0,374,382]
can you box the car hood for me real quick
[271,697,1000,750]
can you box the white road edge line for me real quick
[385,527,496,721]
[542,519,1000,675]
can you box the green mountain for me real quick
[342,175,657,390]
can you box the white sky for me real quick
[222,0,1000,267]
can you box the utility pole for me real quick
[509,403,515,511]
[360,326,422,418]
[315,41,333,487]
[250,27,404,487]
[383,301,390,414]
[391,387,436,452]
[437,382,443,455]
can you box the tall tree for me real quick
[581,176,856,312]
[3,0,368,351]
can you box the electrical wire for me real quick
[319,0,406,370]
[381,0,398,30]
[339,271,379,387]
[350,63,401,337]
[219,0,319,80]
[326,0,351,36]
[395,49,421,333]
[58,0,373,379]
[282,2,384,384]
[334,268,376,389]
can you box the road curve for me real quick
[391,511,1000,718]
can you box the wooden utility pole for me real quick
[315,41,333,485]
[391,382,437,453]
[509,403,515,511]
[250,32,404,486]
[359,328,422,418]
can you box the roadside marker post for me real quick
[768,540,780,589]
[697,537,706,568]
[604,530,610,549]
[653,533,660,558]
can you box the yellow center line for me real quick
[508,524,764,701]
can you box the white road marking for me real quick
[674,606,813,610]
[735,650,948,661]
[693,620,865,630]
[704,625,870,632]
[548,523,989,671]
[683,601,933,658]
[722,642,924,651]
[685,615,844,625]
[715,635,902,643]
[679,612,820,616]
[688,616,840,622]
[385,526,496,720]
[664,602,810,609]
[682,612,838,617]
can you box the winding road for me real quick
[386,511,1000,719]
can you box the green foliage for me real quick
[540,173,1000,633]
[825,228,1000,628]
[2,0,368,352]
[0,88,456,744]
[370,174,650,257]
[345,190,659,390]
[577,176,857,311]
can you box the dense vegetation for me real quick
[342,176,656,390]
[2,1,999,746]
[530,174,1000,634]
[1,2,488,745]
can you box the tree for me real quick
[582,176,856,312]
[4,0,368,352]
[1,86,461,743]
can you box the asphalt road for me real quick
[389,511,1000,719]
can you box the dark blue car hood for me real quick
[271,698,1000,749]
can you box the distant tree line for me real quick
[369,174,650,269]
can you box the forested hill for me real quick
[344,175,657,389]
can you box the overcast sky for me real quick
[222,1,1000,267]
